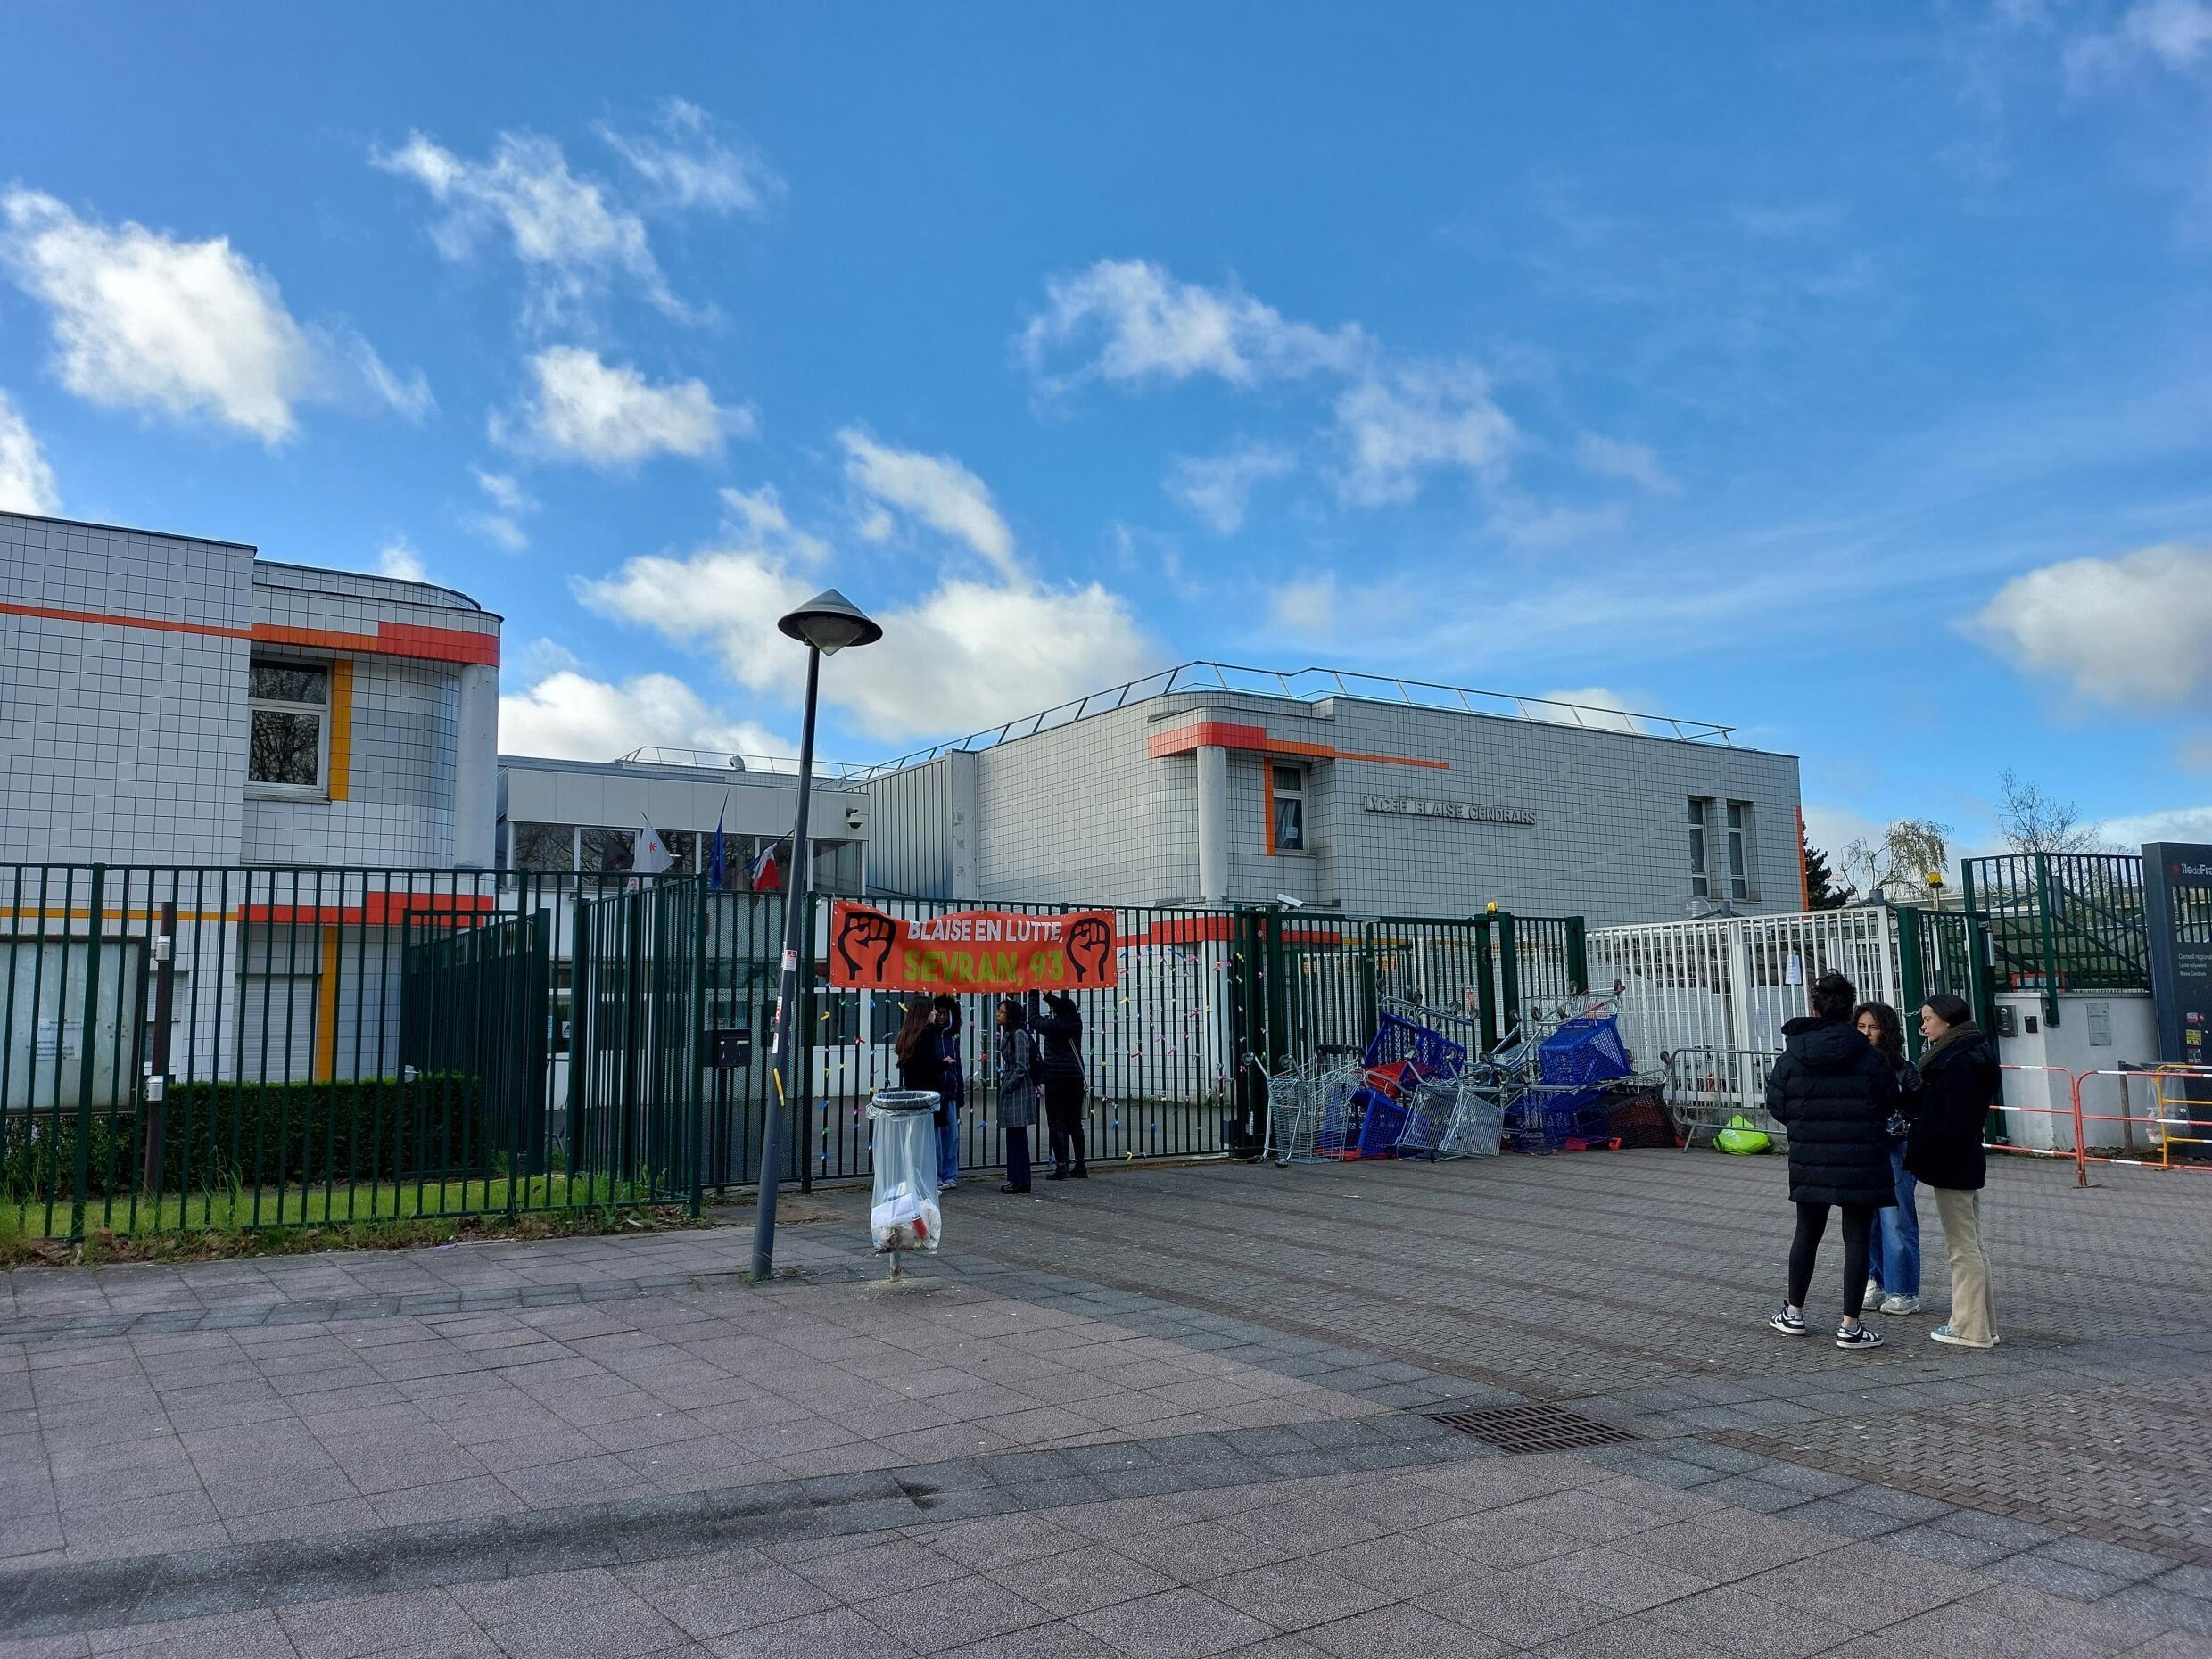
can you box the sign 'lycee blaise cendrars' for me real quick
[1360,795,1538,827]
[830,903,1119,993]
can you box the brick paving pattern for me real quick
[2,1148,2209,1655]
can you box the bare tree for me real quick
[1840,818,1952,899]
[1995,770,2104,854]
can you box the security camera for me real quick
[845,806,864,831]
[1275,893,1304,908]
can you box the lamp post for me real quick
[753,589,881,1280]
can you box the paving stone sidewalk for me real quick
[3,1149,2209,1657]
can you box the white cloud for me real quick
[340,330,434,422]
[1021,259,1366,390]
[375,535,427,582]
[464,467,536,551]
[1165,444,1297,534]
[2125,0,2212,66]
[0,390,59,516]
[1969,543,2212,708]
[1532,688,1647,735]
[595,98,781,214]
[579,542,1158,742]
[1,190,423,442]
[498,346,745,468]
[2066,0,2212,87]
[838,429,1018,579]
[374,128,692,327]
[1331,362,1516,506]
[1267,574,1342,635]
[720,483,829,563]
[499,667,788,761]
[1575,433,1680,495]
[1801,802,1886,867]
[472,467,535,514]
[465,513,528,553]
[2096,803,2212,846]
[1486,499,1628,549]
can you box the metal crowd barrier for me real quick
[1991,1061,2212,1188]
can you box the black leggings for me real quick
[1044,1077,1086,1171]
[1788,1202,1878,1317]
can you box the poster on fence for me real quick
[829,903,1118,993]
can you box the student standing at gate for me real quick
[994,996,1037,1193]
[930,995,964,1191]
[1855,1000,1923,1316]
[1029,989,1088,1180]
[1764,970,1898,1349]
[895,1000,944,1105]
[1906,993,2002,1349]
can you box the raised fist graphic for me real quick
[836,908,897,981]
[1066,916,1112,985]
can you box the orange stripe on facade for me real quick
[253,622,499,666]
[326,660,354,801]
[0,600,251,640]
[313,929,341,1082]
[0,600,498,665]
[242,894,497,926]
[1145,720,1449,771]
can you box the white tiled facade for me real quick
[864,687,1803,927]
[1,511,500,871]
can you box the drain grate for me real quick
[1429,1402,1637,1454]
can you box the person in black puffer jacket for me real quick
[1028,990,1088,1180]
[1763,971,1899,1349]
[1905,993,2002,1349]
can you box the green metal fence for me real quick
[1961,853,2149,1023]
[2,863,1583,1239]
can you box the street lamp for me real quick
[754,589,881,1279]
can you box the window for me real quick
[509,822,579,872]
[1272,763,1307,853]
[247,660,328,792]
[1726,802,1754,902]
[580,828,635,874]
[1688,797,1711,898]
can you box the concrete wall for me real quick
[1994,991,2161,1154]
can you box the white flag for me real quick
[633,823,675,875]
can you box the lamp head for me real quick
[778,589,882,656]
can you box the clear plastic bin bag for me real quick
[868,1090,942,1253]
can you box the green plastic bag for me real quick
[1713,1114,1771,1155]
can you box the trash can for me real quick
[869,1090,942,1254]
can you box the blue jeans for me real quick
[936,1098,961,1185]
[1867,1145,1920,1298]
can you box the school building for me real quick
[854,665,1804,928]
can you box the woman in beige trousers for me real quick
[1903,994,2002,1348]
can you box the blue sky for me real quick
[3,2,2209,863]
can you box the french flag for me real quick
[747,838,783,893]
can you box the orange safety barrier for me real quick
[1983,1062,2212,1188]
[1988,1064,2089,1184]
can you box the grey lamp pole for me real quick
[752,589,882,1281]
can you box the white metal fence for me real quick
[1588,909,1911,1136]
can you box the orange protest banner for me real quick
[829,903,1118,993]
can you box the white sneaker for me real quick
[1930,1324,1998,1349]
[1879,1294,1921,1316]
[1864,1279,1883,1308]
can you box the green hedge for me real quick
[3,1074,492,1199]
